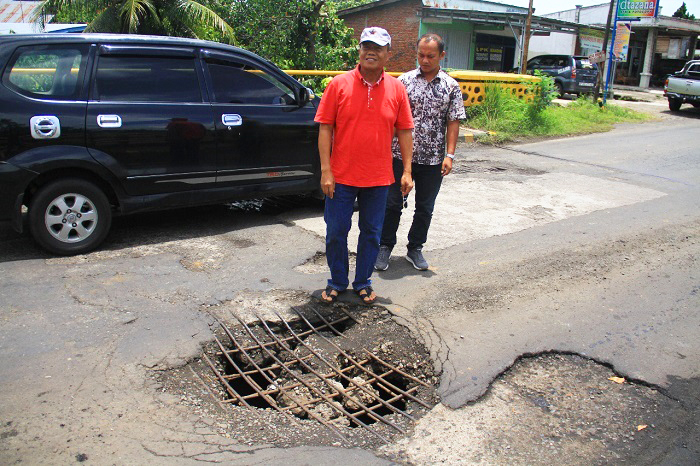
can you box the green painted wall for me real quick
[419,20,477,69]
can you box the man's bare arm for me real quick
[441,120,460,176]
[396,128,413,196]
[318,124,335,198]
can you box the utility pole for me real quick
[594,0,616,103]
[520,0,534,74]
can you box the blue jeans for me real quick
[325,183,389,291]
[381,158,443,251]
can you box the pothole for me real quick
[453,159,547,176]
[158,302,438,448]
[228,195,322,215]
[382,353,693,465]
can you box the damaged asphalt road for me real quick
[1,115,699,464]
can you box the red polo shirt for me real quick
[314,66,414,187]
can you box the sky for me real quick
[496,0,698,16]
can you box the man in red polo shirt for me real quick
[315,27,414,305]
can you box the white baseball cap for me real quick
[360,27,391,47]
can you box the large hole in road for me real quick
[158,302,438,448]
[381,352,697,465]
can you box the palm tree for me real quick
[34,0,235,42]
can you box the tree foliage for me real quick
[333,0,375,10]
[672,2,696,20]
[213,0,357,70]
[38,0,362,72]
[35,0,234,40]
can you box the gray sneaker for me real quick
[374,245,392,271]
[406,249,429,270]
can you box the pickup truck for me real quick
[664,60,700,112]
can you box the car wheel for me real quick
[554,82,564,98]
[29,178,112,255]
[668,98,682,112]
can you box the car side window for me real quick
[3,45,87,99]
[94,55,201,102]
[206,59,295,105]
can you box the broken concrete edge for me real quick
[379,305,675,412]
[459,126,495,143]
[438,348,680,410]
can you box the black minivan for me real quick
[526,54,599,96]
[0,34,320,255]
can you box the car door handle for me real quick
[97,114,122,128]
[222,114,243,127]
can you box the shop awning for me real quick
[420,8,603,35]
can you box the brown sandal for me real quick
[321,285,339,304]
[356,286,377,305]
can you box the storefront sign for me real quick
[474,45,504,71]
[588,51,606,64]
[580,28,604,52]
[616,0,659,18]
[604,0,655,105]
[613,23,631,62]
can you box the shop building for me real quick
[532,3,700,88]
[338,0,586,72]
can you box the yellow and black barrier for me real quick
[284,69,541,107]
[448,71,540,106]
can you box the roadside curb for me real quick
[460,126,492,142]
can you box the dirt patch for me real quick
[203,289,312,324]
[419,220,700,318]
[294,251,357,275]
[453,159,547,176]
[228,196,323,215]
[156,301,438,449]
[606,97,700,121]
[46,236,230,267]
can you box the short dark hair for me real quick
[417,33,445,54]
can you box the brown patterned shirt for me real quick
[392,68,466,165]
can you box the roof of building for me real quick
[339,0,599,35]
[541,2,700,33]
[340,0,528,16]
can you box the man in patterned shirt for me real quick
[375,33,466,271]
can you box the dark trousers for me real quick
[325,183,389,291]
[381,158,443,251]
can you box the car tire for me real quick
[554,82,564,98]
[668,98,682,112]
[29,178,112,255]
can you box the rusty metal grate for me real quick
[203,306,433,443]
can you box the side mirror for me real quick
[297,87,314,106]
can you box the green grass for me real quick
[467,87,653,144]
